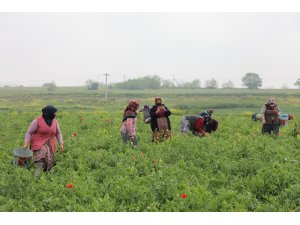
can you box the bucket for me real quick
[280,119,287,125]
[13,148,33,168]
[279,114,289,126]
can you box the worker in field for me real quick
[150,97,172,142]
[199,109,219,133]
[180,114,218,136]
[261,97,281,135]
[139,104,151,124]
[199,109,214,124]
[23,105,63,176]
[120,99,139,146]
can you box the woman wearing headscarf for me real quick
[23,105,63,176]
[120,99,139,146]
[150,97,172,142]
[180,114,218,136]
[261,98,281,135]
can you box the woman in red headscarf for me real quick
[150,97,172,142]
[120,99,139,146]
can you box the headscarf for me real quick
[154,97,162,106]
[207,109,214,116]
[123,99,139,121]
[206,119,218,133]
[42,105,57,126]
[265,98,277,109]
[199,111,212,125]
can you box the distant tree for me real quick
[85,80,99,90]
[181,79,201,89]
[161,79,175,88]
[204,79,218,89]
[222,80,235,89]
[242,73,262,89]
[294,78,300,89]
[114,75,161,90]
[42,81,56,91]
[281,84,289,89]
[190,79,201,88]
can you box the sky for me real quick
[1,12,300,88]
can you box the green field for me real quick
[0,87,299,211]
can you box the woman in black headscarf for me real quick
[23,105,63,176]
[42,105,58,126]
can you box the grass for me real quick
[0,87,299,212]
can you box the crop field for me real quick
[0,87,300,212]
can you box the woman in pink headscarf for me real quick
[120,99,139,146]
[23,105,63,176]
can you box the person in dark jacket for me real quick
[261,98,281,135]
[180,114,218,136]
[150,97,172,142]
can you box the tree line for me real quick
[84,73,261,90]
[36,73,300,90]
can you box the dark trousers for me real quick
[262,124,279,135]
[121,132,138,146]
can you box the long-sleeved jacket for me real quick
[261,104,281,124]
[150,104,171,132]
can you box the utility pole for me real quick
[172,74,175,88]
[103,73,110,100]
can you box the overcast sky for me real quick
[0,12,300,88]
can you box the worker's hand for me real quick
[204,132,210,137]
[23,143,29,149]
[59,144,64,153]
[156,106,165,112]
[197,132,209,137]
[160,105,165,110]
[197,132,204,137]
[130,136,135,142]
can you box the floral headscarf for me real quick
[123,99,139,121]
[266,98,276,105]
[265,97,277,108]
